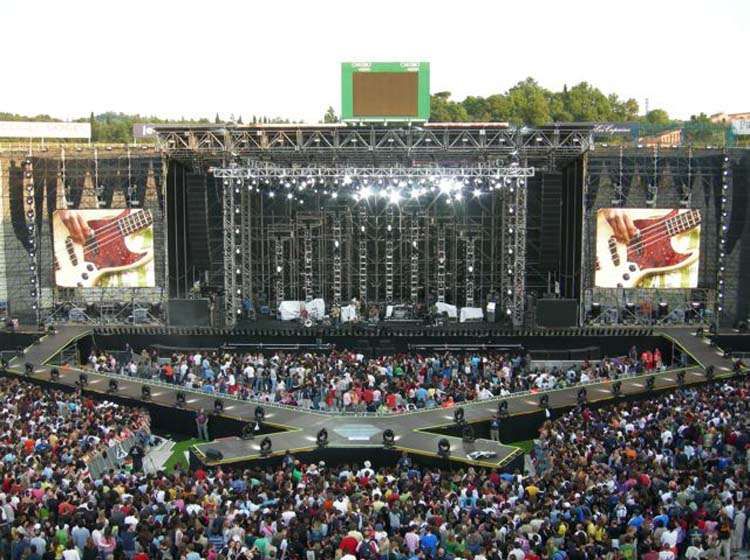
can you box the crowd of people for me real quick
[87,345,669,413]
[1,366,748,559]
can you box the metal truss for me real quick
[384,207,395,304]
[409,215,421,304]
[332,218,343,305]
[211,165,536,180]
[436,226,447,303]
[223,178,240,326]
[358,208,368,302]
[465,235,476,307]
[274,237,285,306]
[303,226,313,302]
[583,288,713,326]
[155,124,592,162]
[501,178,527,326]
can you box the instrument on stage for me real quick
[53,209,154,287]
[595,209,701,288]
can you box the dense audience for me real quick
[88,345,668,413]
[1,372,748,560]
[0,377,149,479]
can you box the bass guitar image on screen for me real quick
[595,209,701,288]
[53,209,154,287]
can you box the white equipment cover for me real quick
[278,299,326,321]
[460,306,484,323]
[340,304,357,323]
[435,302,458,319]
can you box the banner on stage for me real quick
[52,209,155,288]
[594,208,701,289]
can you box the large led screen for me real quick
[595,208,701,288]
[52,209,155,288]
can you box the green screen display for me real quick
[341,62,430,122]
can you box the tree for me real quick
[89,111,96,141]
[214,113,221,124]
[322,106,339,123]
[430,91,469,122]
[505,78,551,126]
[237,115,243,124]
[645,109,670,126]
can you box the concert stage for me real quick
[4,325,741,470]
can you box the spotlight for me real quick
[382,429,395,448]
[214,399,224,413]
[437,438,451,458]
[498,400,509,419]
[254,406,265,423]
[141,385,151,401]
[677,371,686,386]
[78,373,88,386]
[176,391,186,408]
[241,422,255,440]
[24,362,33,376]
[646,376,655,391]
[612,381,622,397]
[577,387,587,405]
[259,437,272,456]
[50,367,60,381]
[453,407,465,425]
[461,425,475,443]
[108,380,118,393]
[316,428,328,448]
[539,394,549,409]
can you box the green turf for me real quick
[507,439,535,454]
[163,437,203,472]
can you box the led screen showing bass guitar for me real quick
[53,209,155,288]
[595,208,701,288]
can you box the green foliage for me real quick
[645,109,670,125]
[322,106,339,123]
[428,78,642,126]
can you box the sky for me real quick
[1,0,747,123]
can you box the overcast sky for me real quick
[1,0,747,123]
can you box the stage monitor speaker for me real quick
[204,448,223,461]
[536,298,578,328]
[168,298,211,327]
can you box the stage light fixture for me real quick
[316,428,328,448]
[461,425,475,443]
[437,438,451,458]
[577,387,587,405]
[108,380,119,393]
[498,400,509,418]
[539,394,549,408]
[78,373,88,386]
[646,376,655,391]
[254,406,265,422]
[141,385,151,401]
[50,367,60,381]
[382,429,395,448]
[214,399,224,413]
[612,381,622,397]
[241,422,255,440]
[705,365,715,380]
[453,407,465,425]
[677,371,686,386]
[176,392,186,407]
[24,362,33,376]
[259,437,272,456]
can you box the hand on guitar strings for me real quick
[58,210,93,245]
[604,209,638,243]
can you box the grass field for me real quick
[163,437,203,472]
[508,439,535,454]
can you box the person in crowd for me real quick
[87,344,672,414]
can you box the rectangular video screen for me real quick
[595,208,701,288]
[353,72,418,117]
[52,209,155,288]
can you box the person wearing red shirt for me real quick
[339,534,358,555]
